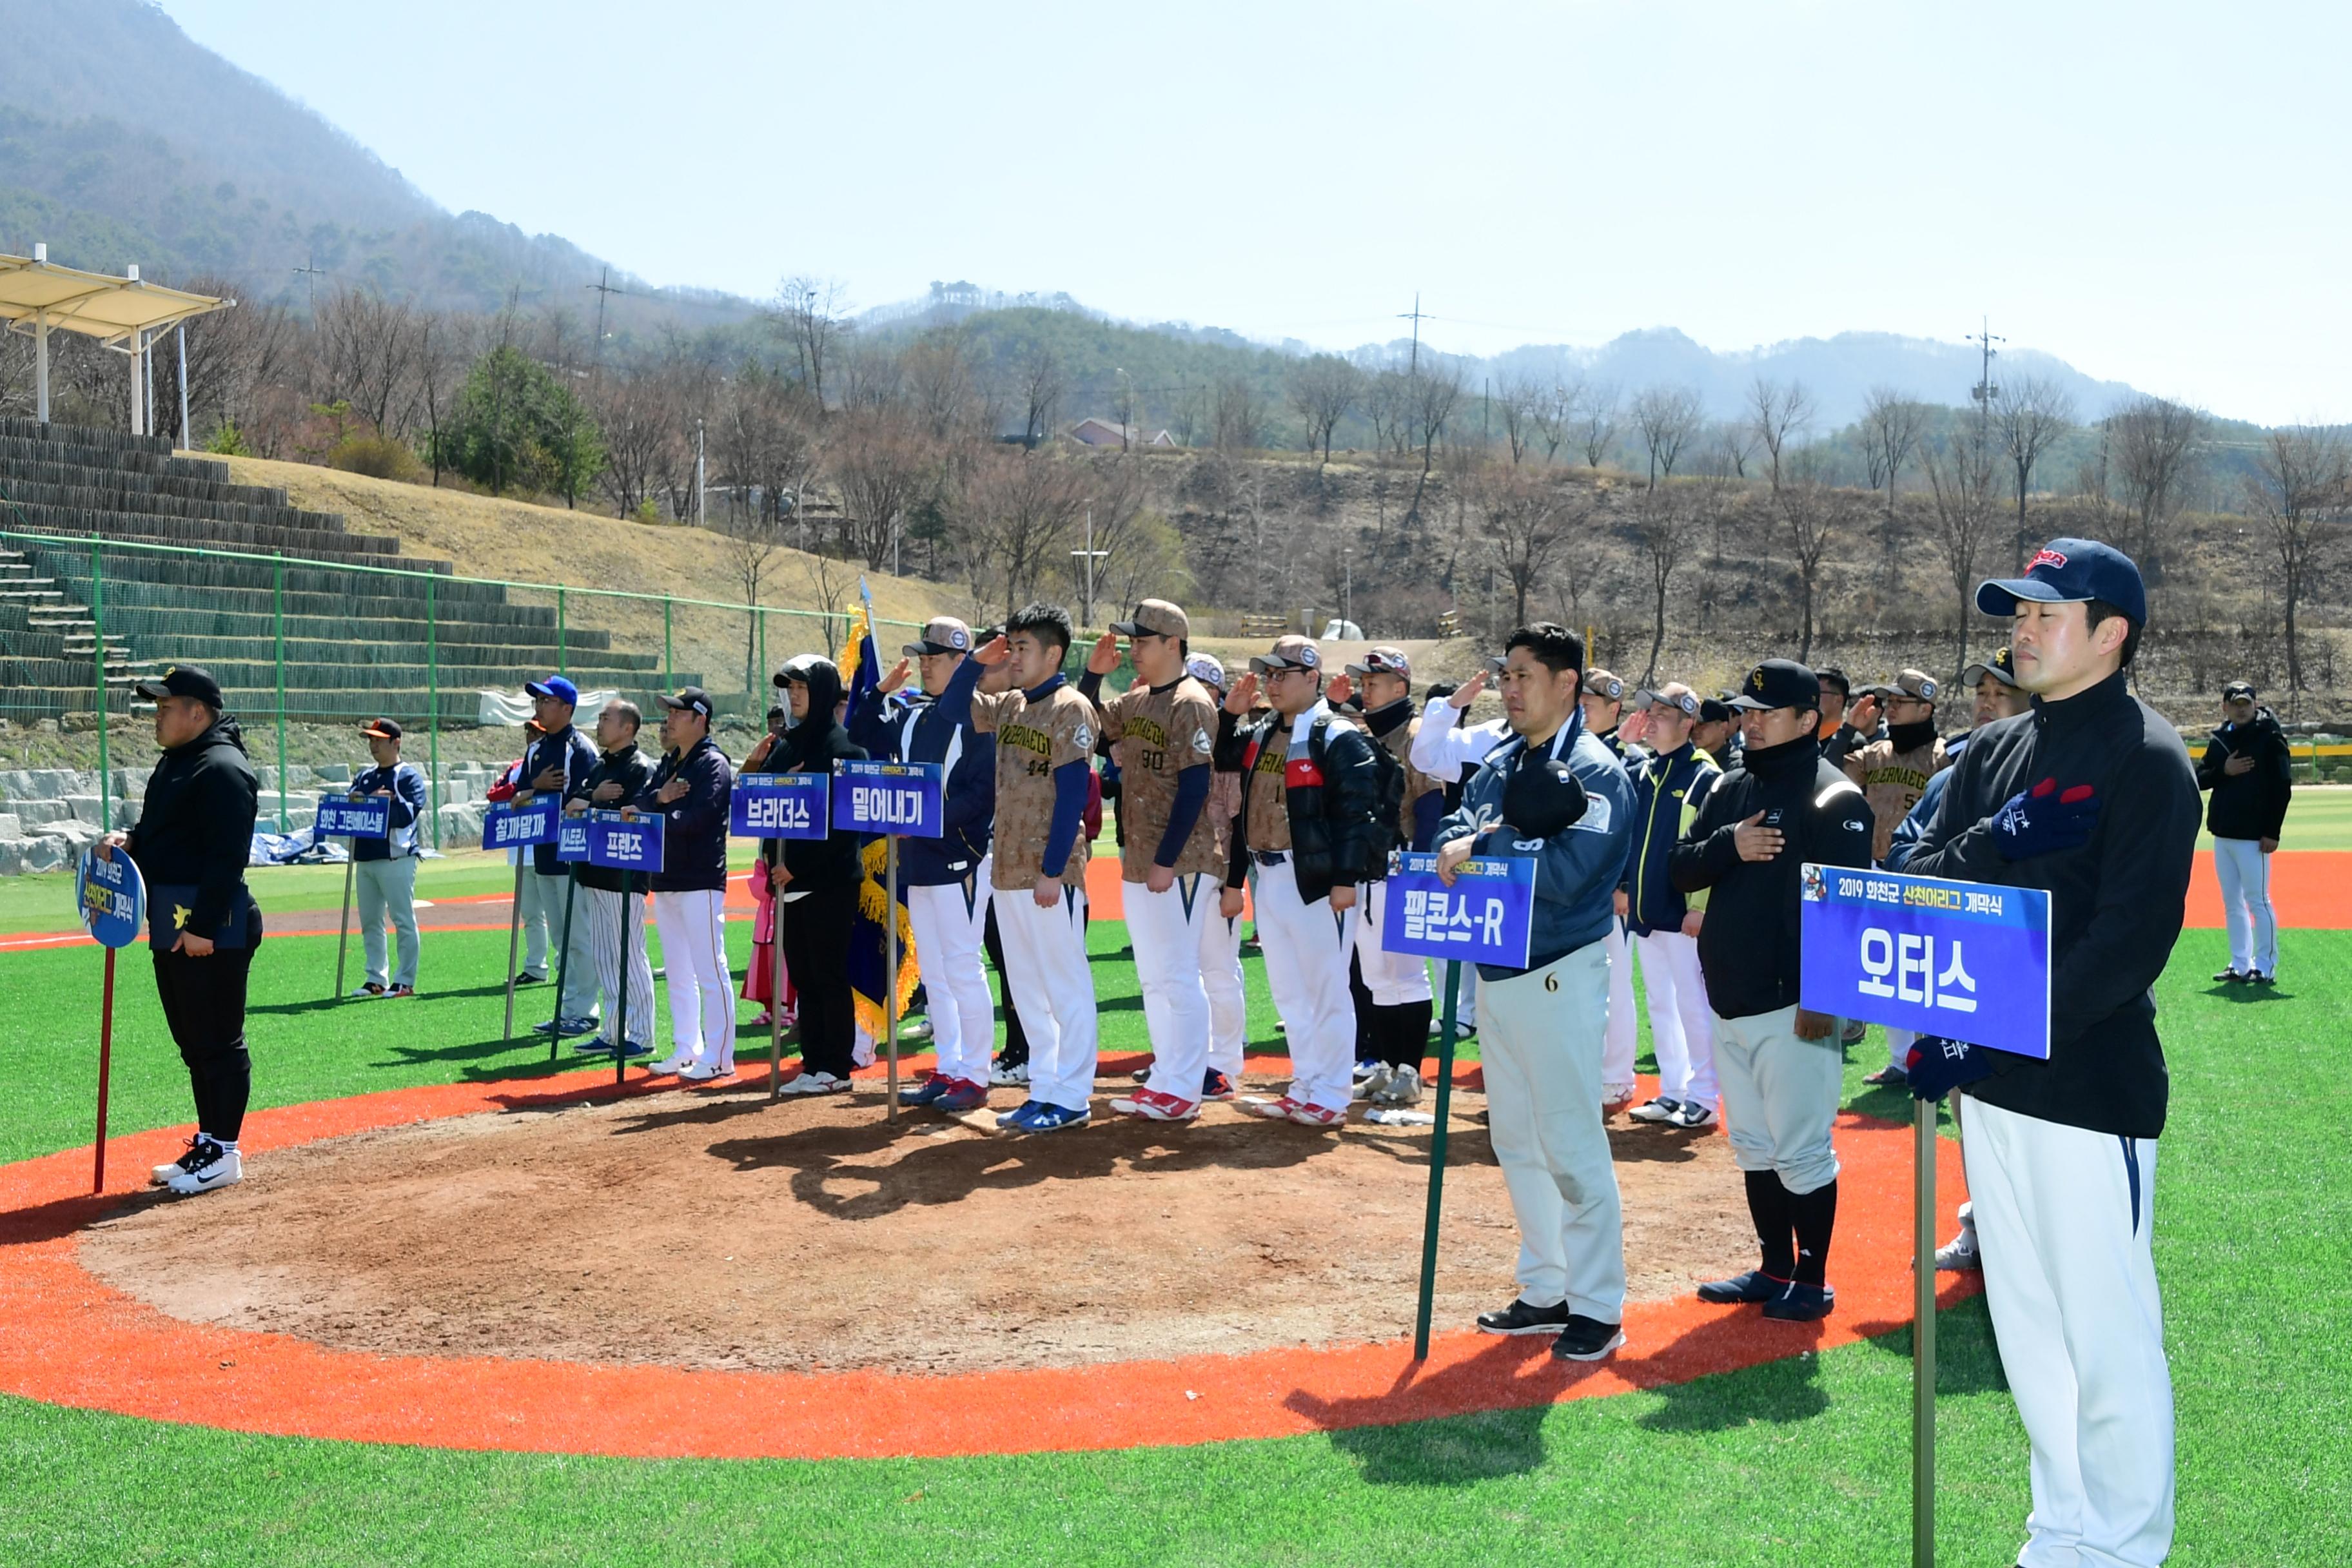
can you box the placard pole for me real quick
[92,946,116,1195]
[551,868,578,1062]
[884,836,900,1125]
[769,859,786,1100]
[331,840,355,1001]
[614,869,631,1090]
[503,857,524,1043]
[1413,958,1462,1360]
[1913,1095,1938,1567]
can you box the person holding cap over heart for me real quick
[631,687,736,1080]
[1904,538,2200,1568]
[347,718,428,1000]
[514,675,601,1039]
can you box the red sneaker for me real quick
[1250,1095,1304,1121]
[1286,1102,1346,1128]
[1110,1088,1200,1122]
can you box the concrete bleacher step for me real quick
[0,502,408,561]
[0,452,307,514]
[0,474,353,534]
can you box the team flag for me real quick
[836,578,920,1043]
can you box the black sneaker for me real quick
[1476,1298,1572,1336]
[1762,1281,1836,1322]
[1551,1315,1626,1361]
[2212,967,2245,984]
[514,971,547,986]
[1696,1270,1788,1305]
[2250,971,2278,986]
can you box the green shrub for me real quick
[328,432,422,482]
[204,420,251,457]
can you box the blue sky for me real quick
[164,0,2349,424]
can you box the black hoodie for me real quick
[2195,705,2293,842]
[775,658,869,890]
[127,714,260,939]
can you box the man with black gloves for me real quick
[514,676,601,1039]
[1214,634,1385,1128]
[101,665,262,1197]
[566,700,655,1060]
[2197,678,2292,985]
[347,718,427,999]
[1904,539,2198,1568]
[1432,623,1634,1362]
[1670,659,1874,1323]
[632,689,735,1080]
[1339,646,1444,1106]
[1618,683,1723,1130]
[859,617,999,1113]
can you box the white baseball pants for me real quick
[355,856,419,989]
[1250,858,1359,1115]
[1200,899,1246,1079]
[2212,836,2278,977]
[1961,1093,2173,1568]
[1127,874,1215,1102]
[585,886,654,1050]
[534,867,600,1019]
[652,888,732,1070]
[1599,916,1639,1096]
[1712,1004,1843,1195]
[1477,940,1626,1324]
[1353,879,1435,1006]
[1633,928,1716,1110]
[997,885,1098,1114]
[907,866,996,1088]
[1429,957,1478,1030]
[513,854,551,974]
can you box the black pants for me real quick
[151,899,262,1143]
[781,881,857,1080]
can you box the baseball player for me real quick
[1671,659,1875,1322]
[486,721,550,986]
[768,656,870,1095]
[514,676,601,1039]
[1903,539,2197,1568]
[565,700,655,1059]
[855,616,999,1113]
[632,688,735,1080]
[346,718,427,999]
[1848,668,1955,1088]
[2196,678,2291,985]
[1213,634,1384,1127]
[1075,600,1225,1122]
[937,605,1099,1133]
[1186,653,1248,1097]
[1616,683,1722,1128]
[1691,696,1738,769]
[1433,623,1635,1361]
[1338,647,1444,1105]
[104,665,262,1197]
[1409,663,1511,1039]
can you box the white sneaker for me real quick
[678,1059,730,1082]
[151,1137,205,1186]
[1627,1097,1683,1124]
[1371,1064,1424,1106]
[778,1070,848,1095]
[1934,1233,1981,1271]
[990,1061,1030,1087]
[1669,1101,1717,1129]
[164,1141,240,1195]
[1352,1063,1393,1102]
[651,1052,693,1075]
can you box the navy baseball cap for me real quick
[525,674,580,707]
[1977,538,2147,625]
[1728,658,1823,713]
[656,686,713,719]
[133,664,224,708]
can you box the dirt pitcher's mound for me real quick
[80,1082,1757,1376]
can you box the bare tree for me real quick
[1286,353,1363,464]
[828,409,935,570]
[2245,426,2352,710]
[1211,375,1267,452]
[1574,381,1620,468]
[1170,383,1208,449]
[593,365,683,520]
[1014,346,1066,449]
[1364,366,1412,457]
[1405,361,1464,522]
[1918,428,2003,677]
[1494,374,1543,464]
[1632,491,1700,683]
[1775,447,1847,662]
[1706,420,1759,480]
[953,448,1090,622]
[413,311,470,485]
[713,372,823,687]
[317,289,422,438]
[1747,375,1815,492]
[1994,376,2079,557]
[1859,386,1928,515]
[772,275,850,408]
[2108,395,2207,582]
[902,322,984,441]
[1527,376,1577,463]
[1630,384,1703,487]
[1473,465,1587,627]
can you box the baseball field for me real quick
[0,817,2344,1567]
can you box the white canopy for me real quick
[0,246,236,435]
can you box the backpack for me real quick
[1308,713,1406,871]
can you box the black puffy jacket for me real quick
[2195,707,2293,842]
[127,714,260,939]
[1215,702,1384,903]
[773,658,870,892]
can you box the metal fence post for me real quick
[758,607,767,692]
[273,553,289,832]
[664,596,674,693]
[427,573,441,852]
[558,586,567,678]
[89,540,110,830]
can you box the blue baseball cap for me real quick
[1976,538,2146,625]
[524,675,580,707]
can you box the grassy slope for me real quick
[0,901,2344,1565]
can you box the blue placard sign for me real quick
[317,795,391,839]
[1377,850,1536,968]
[585,809,664,873]
[731,772,831,840]
[1798,862,2050,1059]
[480,796,560,852]
[555,810,593,863]
[75,847,146,950]
[832,760,944,838]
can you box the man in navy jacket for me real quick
[347,718,429,998]
[633,688,736,1080]
[1616,684,1721,1129]
[514,676,600,1036]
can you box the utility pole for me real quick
[584,266,627,381]
[1398,293,1429,375]
[1342,544,1353,633]
[292,253,326,317]
[1070,504,1108,628]
[694,418,706,531]
[1966,316,2004,453]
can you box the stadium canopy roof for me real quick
[0,246,236,432]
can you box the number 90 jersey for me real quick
[1098,675,1226,882]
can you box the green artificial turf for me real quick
[0,910,2344,1566]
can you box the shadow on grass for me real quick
[1857,1291,2010,1396]
[2201,981,2295,1004]
[1291,1346,1563,1485]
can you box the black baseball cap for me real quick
[1961,647,2021,690]
[133,665,223,708]
[1977,538,2148,625]
[359,718,404,740]
[1728,659,1822,713]
[656,686,714,718]
[1696,697,1734,723]
[2222,680,2257,702]
[1812,666,1851,699]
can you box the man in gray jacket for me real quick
[1433,623,1634,1362]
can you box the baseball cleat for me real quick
[1600,1082,1637,1115]
[990,1058,1030,1088]
[349,982,386,999]
[1287,1102,1346,1128]
[2212,967,2246,984]
[1697,1270,1790,1305]
[1627,1097,1683,1124]
[1863,1065,1908,1087]
[151,1136,207,1186]
[1934,1234,1981,1271]
[2251,970,2278,986]
[650,1052,693,1075]
[513,971,547,986]
[163,1141,240,1196]
[935,1079,990,1113]
[1476,1298,1572,1336]
[1017,1103,1090,1134]
[996,1100,1042,1130]
[1371,1065,1423,1106]
[1551,1315,1627,1362]
[536,1015,600,1039]
[1110,1088,1200,1122]
[899,1075,954,1108]
[1250,1095,1306,1121]
[1352,1063,1393,1102]
[900,1017,934,1041]
[1352,1058,1382,1083]
[1762,1282,1836,1322]
[1200,1069,1237,1102]
[573,1037,618,1057]
[1129,1057,1155,1084]
[776,1070,848,1096]
[678,1060,732,1082]
[1668,1101,1716,1129]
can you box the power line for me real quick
[291,252,327,317]
[1398,293,1431,373]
